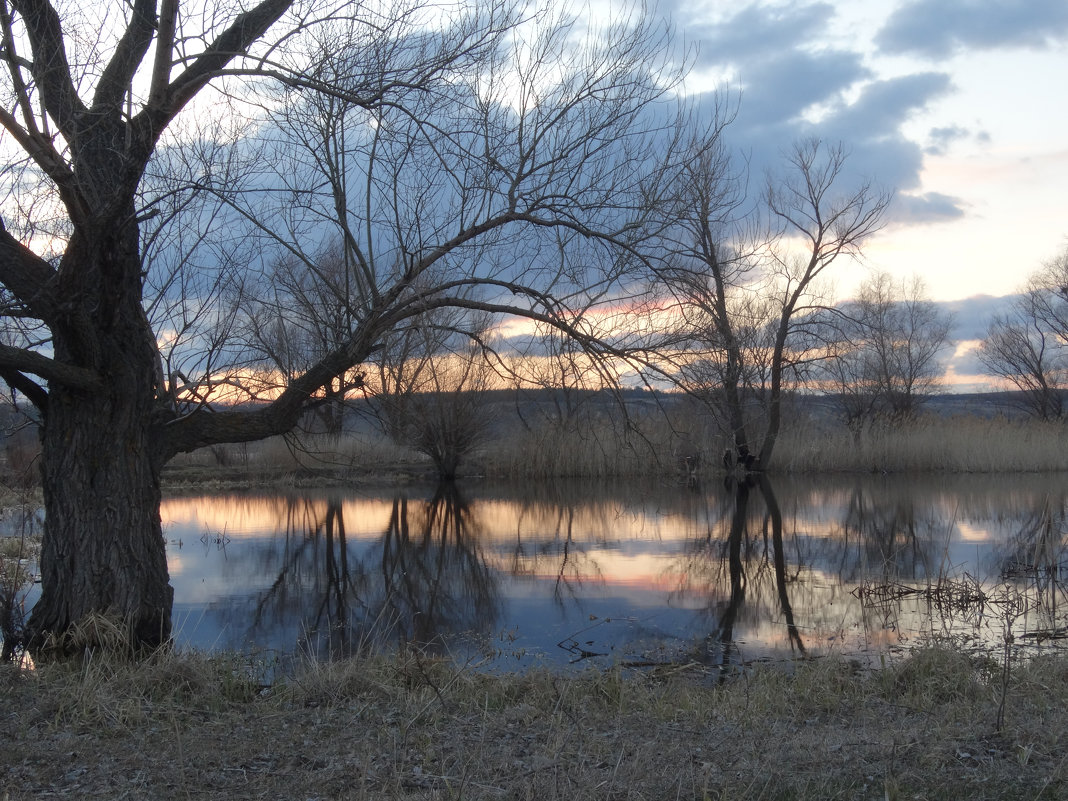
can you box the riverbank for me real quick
[3,644,1066,799]
[158,413,1068,484]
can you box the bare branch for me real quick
[92,0,156,111]
[0,366,47,411]
[0,342,100,389]
[0,217,60,322]
[133,0,294,151]
[8,0,86,140]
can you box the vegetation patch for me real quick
[2,645,1066,799]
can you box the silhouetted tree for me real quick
[0,0,697,649]
[979,247,1068,420]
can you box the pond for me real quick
[153,473,1068,673]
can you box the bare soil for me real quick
[2,645,1067,800]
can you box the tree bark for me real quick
[25,225,173,651]
[30,385,173,650]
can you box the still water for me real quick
[162,474,1068,671]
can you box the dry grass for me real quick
[164,431,430,488]
[161,412,1068,482]
[482,415,708,478]
[766,414,1068,474]
[2,644,1066,799]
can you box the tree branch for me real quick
[132,0,293,149]
[0,106,77,198]
[0,367,48,412]
[92,0,157,111]
[0,343,101,390]
[0,217,60,323]
[148,0,177,106]
[9,0,86,141]
[160,317,379,456]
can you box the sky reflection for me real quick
[161,474,1068,671]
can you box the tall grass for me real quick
[162,413,1068,480]
[481,414,717,478]
[165,430,423,479]
[774,415,1068,473]
[482,411,1068,476]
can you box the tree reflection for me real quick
[377,484,500,650]
[217,483,500,659]
[676,476,806,680]
[995,493,1068,633]
[503,487,607,608]
[172,473,1068,666]
[840,482,927,580]
[761,475,806,655]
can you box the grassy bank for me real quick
[2,644,1066,800]
[160,412,1068,482]
[773,415,1068,474]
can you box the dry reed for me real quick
[775,415,1068,473]
[156,410,1068,480]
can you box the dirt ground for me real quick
[2,645,1067,800]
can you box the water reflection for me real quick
[161,474,1068,667]
[189,483,499,659]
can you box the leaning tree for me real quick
[0,0,692,650]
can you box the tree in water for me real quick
[662,138,890,470]
[0,0,696,651]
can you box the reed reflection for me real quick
[210,482,499,658]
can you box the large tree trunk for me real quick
[25,224,174,652]
[29,387,172,650]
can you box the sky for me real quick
[664,0,1068,308]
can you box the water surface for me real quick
[161,474,1068,672]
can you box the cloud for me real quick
[876,0,1068,58]
[678,4,958,217]
[925,125,970,155]
[683,2,839,64]
[889,191,968,225]
[681,2,871,126]
[736,73,954,201]
[732,49,871,126]
[941,294,1014,340]
[817,73,954,144]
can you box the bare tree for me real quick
[978,247,1068,420]
[823,272,952,427]
[665,137,890,470]
[375,311,497,479]
[659,111,761,463]
[759,140,891,467]
[0,0,692,650]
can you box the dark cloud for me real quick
[676,4,971,227]
[942,294,1014,340]
[926,125,970,155]
[683,2,838,63]
[876,0,1068,58]
[681,2,870,124]
[731,49,871,126]
[732,73,957,215]
[818,73,954,143]
[890,191,968,225]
